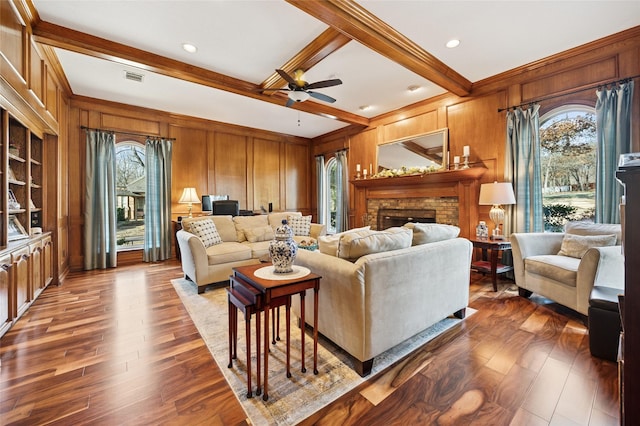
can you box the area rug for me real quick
[172,278,471,425]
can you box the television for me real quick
[212,200,240,216]
[202,194,229,212]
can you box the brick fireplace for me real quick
[369,199,455,230]
[351,168,486,238]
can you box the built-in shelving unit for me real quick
[0,109,53,338]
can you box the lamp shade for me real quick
[179,187,200,204]
[479,182,516,206]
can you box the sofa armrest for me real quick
[576,245,625,314]
[176,230,208,281]
[511,232,565,287]
[309,223,327,239]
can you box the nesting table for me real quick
[230,263,321,401]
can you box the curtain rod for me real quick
[80,126,176,141]
[497,74,639,113]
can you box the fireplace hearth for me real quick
[377,208,436,230]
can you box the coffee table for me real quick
[232,263,321,401]
[470,237,513,291]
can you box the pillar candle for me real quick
[454,156,460,164]
[363,169,367,177]
[463,145,470,157]
[356,164,361,172]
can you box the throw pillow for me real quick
[189,219,223,248]
[564,221,622,245]
[244,225,275,243]
[403,223,460,245]
[318,226,371,256]
[233,215,269,242]
[288,215,312,236]
[337,227,412,261]
[557,233,617,259]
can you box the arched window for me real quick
[539,105,596,231]
[115,142,145,249]
[325,157,338,234]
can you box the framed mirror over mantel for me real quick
[376,128,449,174]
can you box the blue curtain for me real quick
[315,155,326,225]
[334,150,349,233]
[595,80,634,224]
[84,130,117,270]
[144,138,173,262]
[505,105,544,233]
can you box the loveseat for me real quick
[511,221,624,316]
[177,212,326,293]
[291,224,473,376]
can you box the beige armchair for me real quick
[511,222,624,315]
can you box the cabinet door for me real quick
[0,254,13,337]
[30,241,43,298]
[12,247,30,319]
[42,235,53,287]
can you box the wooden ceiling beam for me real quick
[31,20,369,127]
[285,0,472,97]
[261,27,351,92]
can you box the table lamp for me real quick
[479,181,516,240]
[179,187,200,218]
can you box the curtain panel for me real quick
[315,155,326,225]
[84,130,117,270]
[334,150,349,233]
[144,138,173,262]
[505,105,544,234]
[595,80,634,224]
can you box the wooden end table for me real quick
[232,263,321,401]
[470,237,513,291]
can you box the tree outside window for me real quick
[539,107,596,231]
[116,142,145,249]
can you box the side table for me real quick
[470,238,513,291]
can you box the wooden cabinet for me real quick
[12,246,30,319]
[30,240,43,299]
[0,254,12,336]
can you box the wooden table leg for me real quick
[245,311,252,398]
[256,309,261,396]
[490,248,499,291]
[313,284,319,375]
[263,303,270,401]
[300,290,306,374]
[286,298,291,378]
[228,298,235,368]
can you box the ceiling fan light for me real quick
[288,91,310,102]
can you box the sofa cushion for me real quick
[337,227,412,261]
[244,225,274,243]
[318,226,371,256]
[189,219,222,248]
[565,221,622,245]
[403,223,460,245]
[525,254,579,287]
[268,212,301,228]
[288,215,312,236]
[205,242,252,265]
[557,233,617,258]
[209,215,238,242]
[233,215,269,242]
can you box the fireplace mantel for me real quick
[351,167,487,188]
[350,167,487,238]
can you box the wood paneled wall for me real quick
[313,26,640,230]
[67,97,312,271]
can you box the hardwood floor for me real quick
[0,261,619,425]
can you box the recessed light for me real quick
[446,39,460,48]
[407,85,421,92]
[182,43,197,53]
[359,105,372,111]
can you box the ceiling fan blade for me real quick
[306,79,343,90]
[285,98,296,108]
[276,69,297,86]
[308,91,336,103]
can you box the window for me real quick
[325,157,338,234]
[116,142,145,249]
[539,105,596,231]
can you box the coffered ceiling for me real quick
[31,0,640,139]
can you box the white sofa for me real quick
[291,224,473,376]
[511,221,624,316]
[177,212,326,293]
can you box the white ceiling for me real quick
[32,1,640,139]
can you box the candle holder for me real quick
[463,155,470,169]
[356,171,361,180]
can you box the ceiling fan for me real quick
[263,69,342,107]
